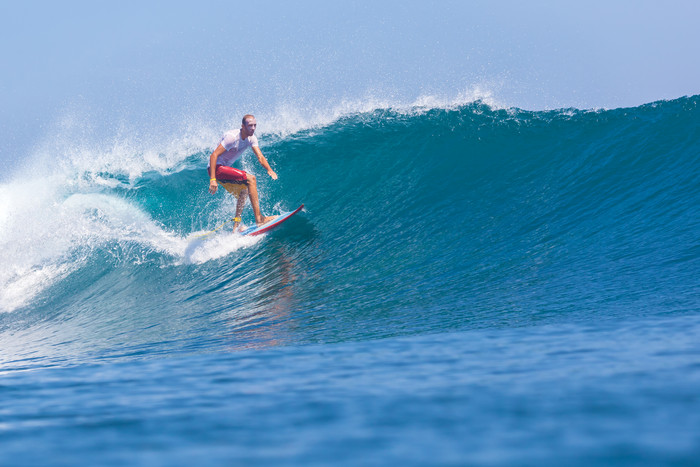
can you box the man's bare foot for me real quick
[257,215,277,227]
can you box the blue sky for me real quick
[1,0,699,165]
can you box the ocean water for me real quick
[1,96,699,465]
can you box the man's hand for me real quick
[209,179,218,194]
[268,169,278,180]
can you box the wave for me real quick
[1,96,698,356]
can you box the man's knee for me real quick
[247,173,257,184]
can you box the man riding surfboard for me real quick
[208,114,277,232]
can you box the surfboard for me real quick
[239,204,304,237]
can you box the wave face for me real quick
[1,96,700,463]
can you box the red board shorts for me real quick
[210,165,248,196]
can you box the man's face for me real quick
[243,117,257,136]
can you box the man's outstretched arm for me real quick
[252,146,278,179]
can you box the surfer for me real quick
[208,114,278,232]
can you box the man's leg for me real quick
[246,173,276,226]
[233,188,247,232]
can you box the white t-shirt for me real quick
[209,130,259,168]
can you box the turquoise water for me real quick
[1,97,699,465]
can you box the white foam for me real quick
[0,172,269,313]
[182,231,261,265]
[0,262,75,314]
[410,85,505,110]
[0,178,83,312]
[0,185,169,313]
[26,107,221,188]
